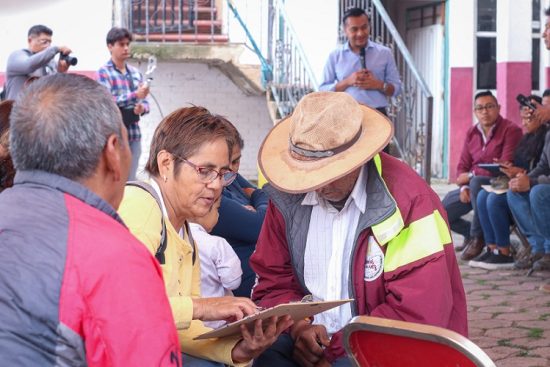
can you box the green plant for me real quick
[527,328,543,339]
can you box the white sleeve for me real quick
[212,236,243,290]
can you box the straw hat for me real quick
[258,91,393,193]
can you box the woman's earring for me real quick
[163,175,167,183]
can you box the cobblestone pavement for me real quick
[432,180,550,367]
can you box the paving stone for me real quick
[431,182,550,367]
[495,356,549,367]
[468,298,516,308]
[530,347,550,359]
[480,306,522,314]
[469,311,495,321]
[468,327,486,337]
[514,320,550,330]
[490,280,527,287]
[495,312,539,321]
[485,327,531,339]
[509,337,550,349]
[484,346,521,361]
[473,320,516,332]
[470,336,501,349]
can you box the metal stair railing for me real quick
[267,0,319,119]
[340,0,434,183]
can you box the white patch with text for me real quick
[364,236,384,282]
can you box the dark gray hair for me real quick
[10,73,123,180]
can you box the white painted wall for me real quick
[448,0,475,68]
[138,62,273,181]
[283,0,339,85]
[497,0,531,62]
[224,0,270,66]
[0,0,113,73]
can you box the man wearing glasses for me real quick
[442,90,522,261]
[4,25,73,100]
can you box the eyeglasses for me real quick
[474,104,497,112]
[35,38,52,46]
[173,154,237,186]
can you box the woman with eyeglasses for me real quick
[118,106,292,367]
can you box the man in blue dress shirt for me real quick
[319,7,401,116]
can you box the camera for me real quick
[60,53,78,66]
[516,94,537,110]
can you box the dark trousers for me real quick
[253,334,352,367]
[442,175,491,239]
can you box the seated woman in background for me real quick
[471,95,548,270]
[0,100,15,192]
[117,106,292,367]
[211,126,268,297]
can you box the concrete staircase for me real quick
[131,42,263,96]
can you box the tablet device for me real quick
[194,299,353,340]
[478,163,502,175]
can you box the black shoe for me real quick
[468,248,491,268]
[477,252,515,270]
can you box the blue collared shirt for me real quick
[319,41,402,108]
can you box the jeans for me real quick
[128,139,141,181]
[477,189,512,248]
[253,334,351,367]
[181,353,224,367]
[442,176,491,238]
[507,186,550,254]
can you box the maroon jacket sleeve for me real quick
[457,127,474,175]
[250,201,305,307]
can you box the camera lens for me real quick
[61,54,78,66]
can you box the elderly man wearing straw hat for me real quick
[250,92,467,367]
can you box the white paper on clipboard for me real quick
[194,299,354,340]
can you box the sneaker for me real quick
[533,254,550,271]
[514,252,543,270]
[468,248,492,268]
[476,252,515,270]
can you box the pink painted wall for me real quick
[546,67,550,91]
[449,67,474,182]
[496,61,531,128]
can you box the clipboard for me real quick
[478,163,502,175]
[194,299,353,340]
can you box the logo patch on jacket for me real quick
[364,236,384,282]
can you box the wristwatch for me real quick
[382,82,388,93]
[468,171,474,179]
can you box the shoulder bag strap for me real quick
[126,181,167,264]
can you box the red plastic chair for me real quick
[343,316,495,367]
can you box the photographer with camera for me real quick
[4,25,73,100]
[97,27,149,181]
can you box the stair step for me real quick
[134,33,229,43]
